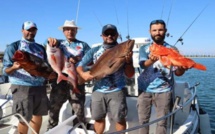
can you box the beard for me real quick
[151,35,165,44]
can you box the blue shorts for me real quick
[91,90,127,122]
[11,84,50,122]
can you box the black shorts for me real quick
[11,84,50,122]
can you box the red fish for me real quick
[89,39,135,80]
[46,45,80,94]
[62,61,80,94]
[46,45,68,83]
[12,50,55,79]
[149,44,206,71]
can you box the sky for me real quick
[0,0,214,55]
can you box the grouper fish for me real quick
[12,50,55,79]
[90,39,135,80]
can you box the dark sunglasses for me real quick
[150,19,166,26]
[103,31,117,37]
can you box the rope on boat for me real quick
[107,83,200,134]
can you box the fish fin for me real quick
[72,88,81,94]
[193,63,207,71]
[108,58,123,68]
[51,54,57,63]
[57,74,68,84]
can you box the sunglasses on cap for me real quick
[150,19,166,26]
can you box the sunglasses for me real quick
[103,31,117,37]
[150,19,166,26]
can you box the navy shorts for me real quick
[11,85,50,122]
[91,90,127,122]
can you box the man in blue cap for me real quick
[77,24,135,134]
[3,21,50,134]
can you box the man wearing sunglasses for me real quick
[77,24,134,134]
[137,20,186,134]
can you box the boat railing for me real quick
[107,82,200,134]
[67,121,88,134]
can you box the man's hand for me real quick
[79,71,94,81]
[12,62,22,70]
[149,54,159,62]
[175,66,188,76]
[69,56,81,64]
[125,52,133,64]
[48,38,58,47]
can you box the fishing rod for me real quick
[174,3,209,46]
[113,0,123,42]
[166,0,175,38]
[160,0,165,19]
[75,0,81,24]
[126,0,130,40]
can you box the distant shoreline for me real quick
[186,57,215,58]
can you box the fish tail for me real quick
[193,63,207,71]
[57,73,68,84]
[72,87,81,94]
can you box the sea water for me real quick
[175,58,215,133]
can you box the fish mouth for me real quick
[127,39,135,50]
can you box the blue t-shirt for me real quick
[78,44,127,93]
[138,42,177,93]
[3,38,46,86]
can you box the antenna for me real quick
[174,4,209,46]
[75,0,81,24]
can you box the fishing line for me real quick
[166,0,175,28]
[75,0,81,24]
[92,11,103,27]
[174,3,209,46]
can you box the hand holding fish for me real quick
[69,56,81,64]
[79,71,94,81]
[12,62,22,70]
[149,54,159,62]
[48,38,58,47]
[125,52,133,64]
[149,44,206,71]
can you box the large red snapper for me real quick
[90,39,135,80]
[12,50,55,79]
[149,43,206,71]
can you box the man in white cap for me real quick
[3,21,50,134]
[46,20,91,130]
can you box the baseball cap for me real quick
[22,21,37,30]
[102,24,118,34]
[150,19,166,28]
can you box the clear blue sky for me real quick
[0,0,214,55]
